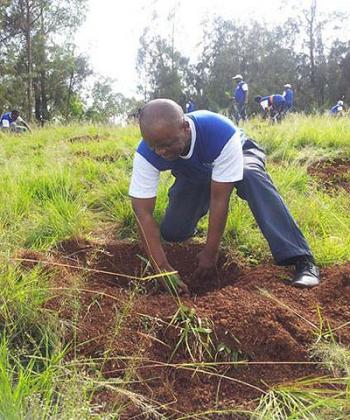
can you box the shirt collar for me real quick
[180,116,196,160]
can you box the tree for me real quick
[85,77,128,123]
[0,0,89,122]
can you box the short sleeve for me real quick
[260,99,269,110]
[212,131,243,183]
[129,152,160,198]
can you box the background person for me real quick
[330,100,345,116]
[282,84,294,112]
[186,99,196,113]
[232,74,248,125]
[0,109,31,132]
[129,99,320,293]
[255,94,286,123]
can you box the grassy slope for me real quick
[0,115,349,417]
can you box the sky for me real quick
[75,0,350,98]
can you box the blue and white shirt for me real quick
[129,111,244,198]
[234,81,248,104]
[0,112,23,128]
[258,95,285,111]
[0,112,15,127]
[282,88,294,108]
[330,104,343,114]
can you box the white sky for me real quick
[75,0,350,98]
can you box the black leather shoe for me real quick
[291,257,320,288]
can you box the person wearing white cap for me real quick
[232,74,248,125]
[282,84,294,112]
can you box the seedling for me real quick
[215,343,242,367]
[167,304,215,362]
[314,306,335,344]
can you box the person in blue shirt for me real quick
[0,110,31,132]
[186,99,196,113]
[129,98,320,293]
[232,74,248,125]
[255,95,286,122]
[282,84,294,112]
[330,100,344,116]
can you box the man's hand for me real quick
[194,248,218,279]
[159,269,189,295]
[131,197,189,294]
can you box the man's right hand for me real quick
[131,197,189,295]
[159,268,189,295]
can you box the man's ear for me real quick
[183,119,190,130]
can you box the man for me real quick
[330,100,344,116]
[232,74,248,125]
[0,109,31,132]
[282,84,294,112]
[255,94,286,123]
[129,99,320,292]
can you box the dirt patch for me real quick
[55,238,240,294]
[73,150,121,162]
[18,239,350,417]
[66,134,109,143]
[308,158,350,193]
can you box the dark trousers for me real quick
[160,140,313,265]
[233,102,247,125]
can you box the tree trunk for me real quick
[24,0,33,122]
[308,0,317,99]
[39,4,48,123]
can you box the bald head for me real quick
[139,99,184,140]
[138,99,191,161]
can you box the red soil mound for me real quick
[308,158,350,193]
[19,239,350,417]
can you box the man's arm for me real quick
[132,197,188,293]
[243,83,249,104]
[194,181,234,277]
[17,116,31,132]
[131,197,172,271]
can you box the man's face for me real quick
[144,119,191,161]
[11,112,19,120]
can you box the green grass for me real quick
[0,116,349,417]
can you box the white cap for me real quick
[233,74,243,80]
[337,100,344,106]
[284,84,291,88]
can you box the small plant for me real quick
[167,305,215,362]
[310,341,350,377]
[215,342,243,366]
[314,306,335,344]
[253,376,350,420]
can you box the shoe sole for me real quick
[291,280,320,289]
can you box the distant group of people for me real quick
[0,110,31,132]
[232,74,294,124]
[184,75,346,125]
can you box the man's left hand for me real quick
[194,248,218,279]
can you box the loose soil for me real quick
[308,158,350,193]
[18,239,350,418]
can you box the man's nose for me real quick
[155,147,166,155]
